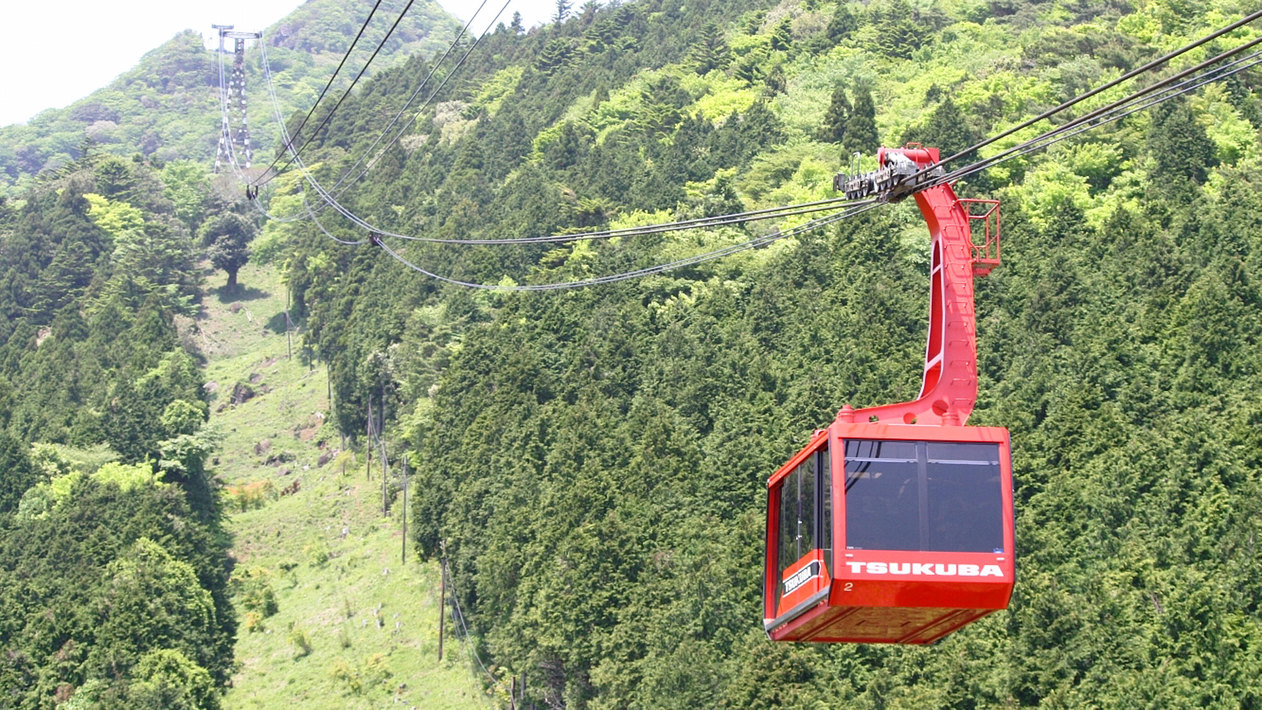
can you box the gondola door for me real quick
[765,432,834,624]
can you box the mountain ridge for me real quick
[0,0,461,194]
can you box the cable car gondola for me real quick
[764,146,1014,644]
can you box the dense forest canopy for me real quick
[0,151,236,707]
[1,0,1261,706]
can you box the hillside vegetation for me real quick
[2,0,1262,707]
[256,0,1262,706]
[0,0,477,705]
[0,149,234,707]
[198,262,489,708]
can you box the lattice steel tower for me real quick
[213,25,263,172]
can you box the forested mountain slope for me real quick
[0,151,234,707]
[0,0,460,193]
[256,0,1262,706]
[1,0,1259,706]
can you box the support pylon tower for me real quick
[213,25,263,173]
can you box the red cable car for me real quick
[764,146,1014,644]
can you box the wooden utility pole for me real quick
[438,544,447,662]
[380,388,388,515]
[401,455,408,564]
[284,289,292,360]
[365,403,373,481]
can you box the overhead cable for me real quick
[257,34,873,246]
[931,7,1262,173]
[320,0,510,201]
[254,0,420,188]
[371,39,1262,290]
[935,43,1262,188]
[250,0,389,185]
[239,5,1262,291]
[933,32,1262,187]
[374,200,881,290]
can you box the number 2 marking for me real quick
[843,582,853,592]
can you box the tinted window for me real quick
[926,443,1004,553]
[844,440,920,551]
[820,447,832,573]
[777,453,815,585]
[774,444,831,614]
[845,440,1003,553]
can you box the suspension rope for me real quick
[933,35,1262,187]
[250,0,389,185]
[931,7,1262,173]
[369,38,1262,291]
[318,0,511,201]
[229,7,1262,291]
[930,44,1262,189]
[253,0,420,187]
[374,200,881,290]
[256,36,873,246]
[443,556,513,695]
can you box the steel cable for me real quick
[250,0,389,185]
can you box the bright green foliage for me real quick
[0,137,229,709]
[231,567,280,619]
[90,461,164,493]
[0,473,234,706]
[6,0,1262,707]
[160,399,207,439]
[84,192,145,244]
[0,0,461,190]
[125,649,221,710]
[159,161,212,232]
[221,0,1262,706]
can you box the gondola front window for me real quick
[844,439,1003,553]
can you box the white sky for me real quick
[1,0,557,127]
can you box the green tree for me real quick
[817,87,851,144]
[86,538,219,682]
[126,649,221,710]
[554,0,572,23]
[0,434,36,514]
[826,3,858,44]
[689,23,730,75]
[537,38,576,74]
[1147,97,1218,200]
[199,212,255,290]
[159,161,210,233]
[905,96,975,161]
[770,18,793,52]
[764,64,787,96]
[845,84,880,154]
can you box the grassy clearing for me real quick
[196,263,489,709]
